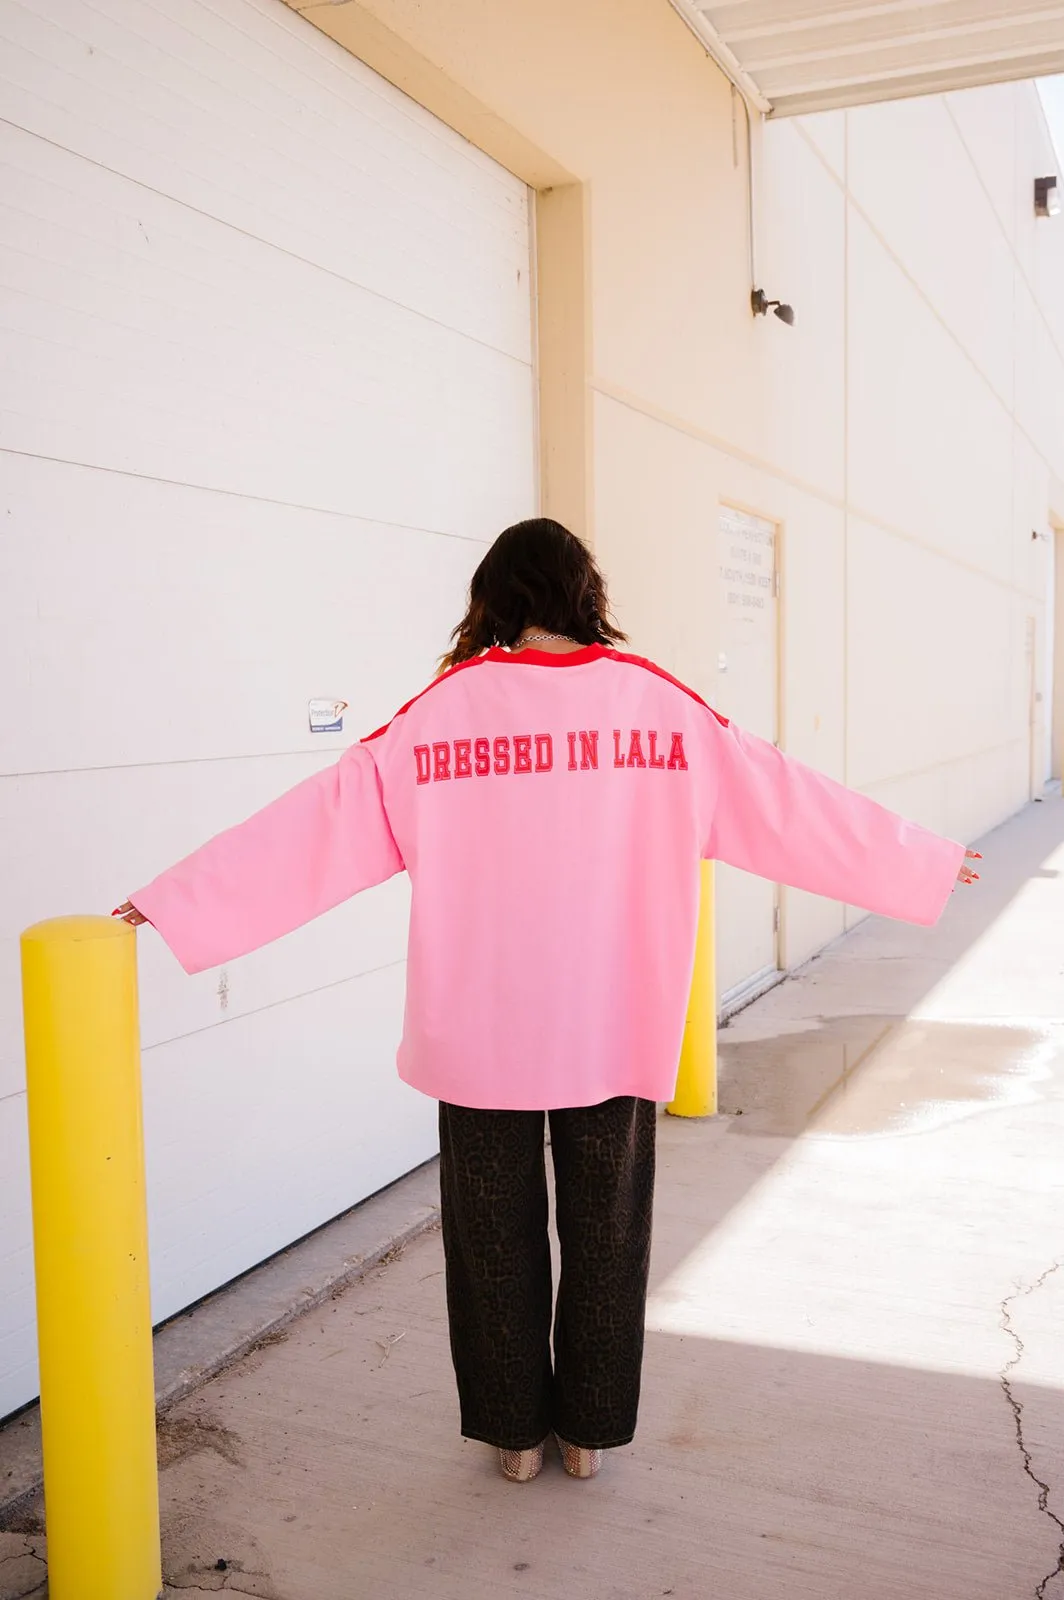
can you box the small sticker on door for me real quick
[309,699,348,734]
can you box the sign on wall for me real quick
[719,505,775,621]
[308,699,348,734]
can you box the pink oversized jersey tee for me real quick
[131,646,966,1110]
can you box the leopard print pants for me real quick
[438,1096,657,1453]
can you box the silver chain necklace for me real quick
[513,631,577,649]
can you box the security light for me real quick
[751,288,795,326]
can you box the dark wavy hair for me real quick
[439,518,627,671]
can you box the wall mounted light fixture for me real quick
[1035,176,1060,218]
[751,288,795,326]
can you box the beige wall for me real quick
[283,0,1064,970]
[791,90,1064,946]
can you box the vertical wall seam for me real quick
[528,182,543,518]
[843,108,850,796]
[582,181,596,545]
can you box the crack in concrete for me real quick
[165,1588,276,1598]
[1001,1261,1064,1600]
[0,1532,47,1600]
[165,1575,276,1599]
[164,1551,278,1598]
[0,1537,43,1563]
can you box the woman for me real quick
[116,518,979,1484]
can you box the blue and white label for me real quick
[309,699,348,734]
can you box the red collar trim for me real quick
[363,642,728,744]
[484,645,608,667]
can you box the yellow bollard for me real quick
[667,860,718,1117]
[21,916,162,1600]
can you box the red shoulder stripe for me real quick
[604,649,729,727]
[361,652,492,743]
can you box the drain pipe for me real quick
[664,0,772,307]
[664,0,771,116]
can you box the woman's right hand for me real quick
[956,850,981,885]
[112,901,148,926]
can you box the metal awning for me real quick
[668,0,1064,118]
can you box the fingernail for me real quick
[111,908,122,917]
[973,873,980,880]
[974,853,983,859]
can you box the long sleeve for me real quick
[701,713,965,927]
[129,743,404,974]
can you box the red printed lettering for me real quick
[433,742,452,782]
[414,728,690,784]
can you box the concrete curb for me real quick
[0,1158,441,1527]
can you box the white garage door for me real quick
[0,0,535,1416]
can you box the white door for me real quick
[1026,615,1040,801]
[0,0,535,1417]
[1043,535,1056,785]
[1053,528,1064,783]
[714,507,781,1016]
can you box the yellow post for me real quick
[20,916,162,1600]
[667,860,718,1118]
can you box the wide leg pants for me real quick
[437,1096,657,1452]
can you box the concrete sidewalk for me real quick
[6,796,1064,1600]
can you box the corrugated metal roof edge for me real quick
[662,0,1064,123]
[767,49,1064,119]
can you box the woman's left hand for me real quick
[112,901,148,926]
[956,850,981,885]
